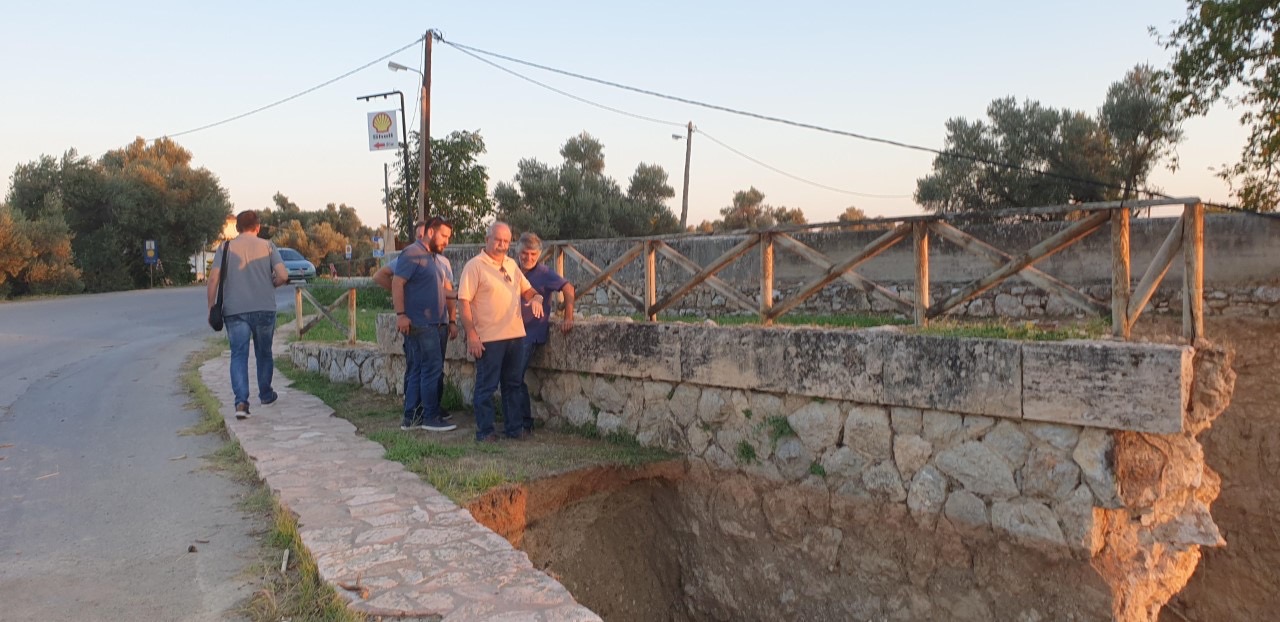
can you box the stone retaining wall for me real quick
[290,318,1235,621]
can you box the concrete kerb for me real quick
[198,331,599,621]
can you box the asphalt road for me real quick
[0,286,261,621]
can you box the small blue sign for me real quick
[144,239,158,265]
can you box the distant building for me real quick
[190,215,238,282]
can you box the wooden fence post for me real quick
[913,222,930,326]
[760,232,774,326]
[1183,202,1204,341]
[1111,208,1131,338]
[295,287,304,333]
[348,288,357,344]
[644,240,657,321]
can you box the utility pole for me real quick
[419,30,433,223]
[680,121,694,230]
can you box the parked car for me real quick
[278,247,317,283]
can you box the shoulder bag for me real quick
[208,241,230,331]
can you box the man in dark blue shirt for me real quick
[514,232,575,436]
[392,217,458,432]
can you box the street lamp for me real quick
[672,122,694,230]
[356,89,408,250]
[389,37,431,224]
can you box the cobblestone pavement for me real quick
[199,337,600,622]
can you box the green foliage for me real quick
[766,416,796,442]
[1160,1,1280,211]
[367,430,468,461]
[735,440,758,464]
[918,318,1109,341]
[708,187,807,232]
[441,380,465,412]
[494,132,682,241]
[742,408,754,419]
[389,130,494,242]
[4,139,231,293]
[809,461,827,477]
[914,65,1182,216]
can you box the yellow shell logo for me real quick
[372,112,393,133]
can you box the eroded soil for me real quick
[1146,316,1280,622]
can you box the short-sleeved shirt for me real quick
[213,233,283,316]
[520,264,569,344]
[458,251,531,344]
[393,241,454,326]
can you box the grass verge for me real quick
[181,338,364,622]
[275,356,674,505]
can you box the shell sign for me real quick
[366,110,399,152]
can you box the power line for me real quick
[163,37,424,139]
[447,43,684,128]
[437,37,1179,202]
[696,129,910,199]
[445,41,907,199]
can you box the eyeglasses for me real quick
[499,265,512,283]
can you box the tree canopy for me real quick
[5,138,231,292]
[697,187,807,232]
[1160,0,1280,211]
[388,130,493,242]
[914,65,1183,217]
[493,133,681,240]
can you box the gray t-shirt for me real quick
[213,234,283,315]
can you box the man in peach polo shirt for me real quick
[458,221,544,442]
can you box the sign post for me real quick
[144,239,158,288]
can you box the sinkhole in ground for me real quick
[464,460,1116,622]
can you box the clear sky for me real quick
[0,1,1245,234]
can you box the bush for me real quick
[304,285,392,310]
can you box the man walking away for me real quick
[514,232,575,436]
[392,217,458,432]
[207,210,288,418]
[458,222,543,442]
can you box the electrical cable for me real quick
[438,37,1188,203]
[162,36,424,139]
[447,43,684,129]
[446,41,909,199]
[696,128,910,199]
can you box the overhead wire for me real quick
[696,128,910,199]
[438,36,1218,206]
[162,36,424,139]
[445,41,908,199]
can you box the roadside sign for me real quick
[144,239,158,265]
[367,110,398,152]
[372,236,384,258]
[344,244,353,260]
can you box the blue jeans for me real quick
[403,324,447,426]
[513,339,542,432]
[225,311,277,407]
[473,337,524,440]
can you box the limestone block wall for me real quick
[293,317,1234,621]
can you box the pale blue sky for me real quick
[0,1,1244,232]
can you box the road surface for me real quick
[0,286,262,621]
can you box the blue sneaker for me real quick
[260,390,279,406]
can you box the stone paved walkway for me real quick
[199,337,600,622]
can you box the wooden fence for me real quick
[294,286,358,344]
[541,197,1206,343]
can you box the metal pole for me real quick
[383,163,391,255]
[398,90,409,229]
[418,31,433,223]
[680,121,693,230]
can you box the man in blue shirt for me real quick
[514,232,575,436]
[392,217,458,432]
